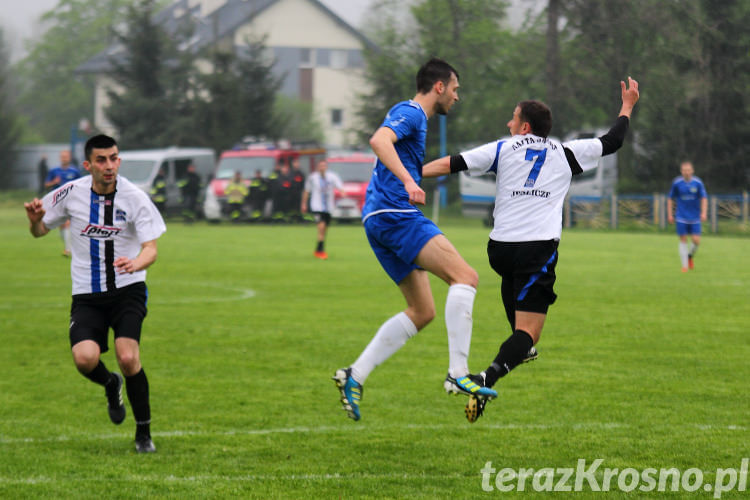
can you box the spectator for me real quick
[178,163,202,222]
[225,171,248,222]
[248,169,268,222]
[150,168,167,215]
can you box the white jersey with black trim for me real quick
[305,171,344,213]
[461,135,602,242]
[41,175,167,295]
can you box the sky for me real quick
[0,0,373,62]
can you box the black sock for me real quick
[125,369,151,437]
[484,330,534,387]
[316,241,324,252]
[81,360,115,387]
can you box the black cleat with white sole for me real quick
[105,372,126,425]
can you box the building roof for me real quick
[77,0,374,74]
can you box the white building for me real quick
[77,0,374,148]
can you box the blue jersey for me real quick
[669,176,707,223]
[362,100,427,219]
[46,166,81,191]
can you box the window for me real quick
[330,49,347,69]
[331,109,343,127]
[299,48,313,67]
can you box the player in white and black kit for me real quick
[301,160,344,259]
[423,78,640,422]
[24,135,166,452]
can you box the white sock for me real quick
[689,242,699,257]
[61,227,71,251]
[350,312,417,385]
[679,241,689,268]
[445,284,476,379]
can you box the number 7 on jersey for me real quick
[523,148,547,188]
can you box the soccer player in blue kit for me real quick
[44,150,82,257]
[667,161,707,272]
[333,58,496,421]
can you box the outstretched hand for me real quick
[621,77,639,107]
[24,198,45,223]
[619,77,639,118]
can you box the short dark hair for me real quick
[517,100,552,138]
[84,134,118,161]
[416,58,459,94]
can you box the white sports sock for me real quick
[679,241,689,268]
[350,312,417,385]
[445,284,476,379]
[689,242,699,257]
[61,227,71,251]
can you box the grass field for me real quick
[1,192,748,498]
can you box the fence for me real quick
[563,192,750,233]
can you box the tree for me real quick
[195,36,285,152]
[0,28,22,188]
[105,0,194,148]
[15,0,132,143]
[358,0,527,161]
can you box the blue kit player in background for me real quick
[333,58,496,421]
[44,149,81,257]
[667,161,708,272]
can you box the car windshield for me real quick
[215,157,277,179]
[327,161,374,182]
[119,159,156,182]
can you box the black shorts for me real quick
[313,212,332,225]
[69,282,148,353]
[487,239,559,315]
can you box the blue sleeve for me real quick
[45,168,58,183]
[381,104,420,142]
[668,181,677,198]
[699,181,707,198]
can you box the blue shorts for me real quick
[676,221,701,236]
[364,210,442,284]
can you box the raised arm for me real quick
[24,198,50,237]
[599,77,640,156]
[619,77,639,119]
[369,127,425,205]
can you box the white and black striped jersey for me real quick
[42,175,166,295]
[461,135,603,242]
[305,171,344,213]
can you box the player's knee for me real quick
[455,266,479,289]
[116,350,140,374]
[72,351,99,373]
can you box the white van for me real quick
[118,147,215,211]
[459,130,617,218]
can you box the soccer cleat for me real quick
[134,435,156,453]
[523,346,539,363]
[314,251,329,260]
[688,255,694,270]
[681,267,688,273]
[465,395,489,423]
[105,372,126,425]
[444,373,497,399]
[332,368,363,421]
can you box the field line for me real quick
[1,422,745,445]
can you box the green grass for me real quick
[1,195,748,498]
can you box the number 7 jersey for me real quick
[460,135,603,242]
